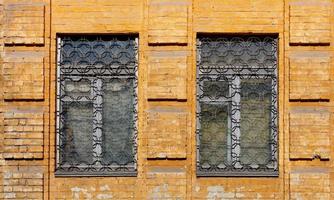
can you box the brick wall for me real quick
[0,0,333,199]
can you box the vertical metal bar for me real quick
[196,39,201,170]
[133,37,139,170]
[227,81,232,165]
[231,76,242,168]
[271,75,278,169]
[92,78,103,165]
[56,37,62,169]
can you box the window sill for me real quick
[55,170,137,177]
[196,171,279,177]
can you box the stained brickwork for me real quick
[146,167,187,200]
[290,169,330,199]
[0,2,5,199]
[0,0,333,199]
[148,0,189,44]
[3,51,44,100]
[3,166,44,199]
[4,3,45,45]
[286,0,333,199]
[289,52,331,100]
[194,0,283,32]
[289,108,331,160]
[147,50,188,100]
[4,110,44,159]
[289,2,331,45]
[146,107,188,159]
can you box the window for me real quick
[56,36,138,176]
[196,35,278,176]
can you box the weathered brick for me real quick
[4,3,45,44]
[289,2,331,44]
[290,168,330,200]
[53,0,142,33]
[194,0,283,32]
[289,108,330,160]
[148,0,188,44]
[1,0,333,199]
[146,107,188,159]
[3,51,44,100]
[147,167,187,200]
[2,167,44,200]
[4,109,44,159]
[147,50,188,100]
[289,52,331,100]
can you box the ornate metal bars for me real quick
[56,36,138,176]
[196,36,278,176]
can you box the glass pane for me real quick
[202,81,229,100]
[199,103,229,169]
[61,102,94,165]
[60,36,137,76]
[102,79,135,165]
[240,78,272,166]
[199,36,277,69]
[64,79,91,99]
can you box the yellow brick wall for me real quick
[0,0,333,199]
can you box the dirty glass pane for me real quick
[199,103,229,169]
[61,102,94,165]
[202,80,229,100]
[60,36,137,76]
[102,79,135,166]
[57,36,138,175]
[197,35,278,175]
[199,36,277,69]
[64,79,91,99]
[240,78,272,166]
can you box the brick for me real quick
[3,51,44,100]
[3,167,44,200]
[289,52,331,100]
[4,3,45,44]
[147,50,188,100]
[147,167,187,200]
[290,169,330,200]
[148,0,188,44]
[194,0,283,32]
[4,109,44,159]
[146,107,188,159]
[53,0,142,33]
[289,2,331,44]
[289,108,330,160]
[1,0,334,199]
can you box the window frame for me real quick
[196,35,279,177]
[55,35,138,177]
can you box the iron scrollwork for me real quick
[196,36,278,176]
[56,36,138,176]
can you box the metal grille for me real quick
[56,36,138,176]
[196,36,278,176]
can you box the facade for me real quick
[0,0,333,199]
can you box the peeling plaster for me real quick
[149,184,172,200]
[206,186,235,200]
[195,186,200,192]
[291,193,303,200]
[96,193,113,199]
[100,184,111,191]
[71,187,92,200]
[71,186,114,200]
[235,192,245,198]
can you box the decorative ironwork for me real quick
[56,36,138,176]
[196,36,278,176]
